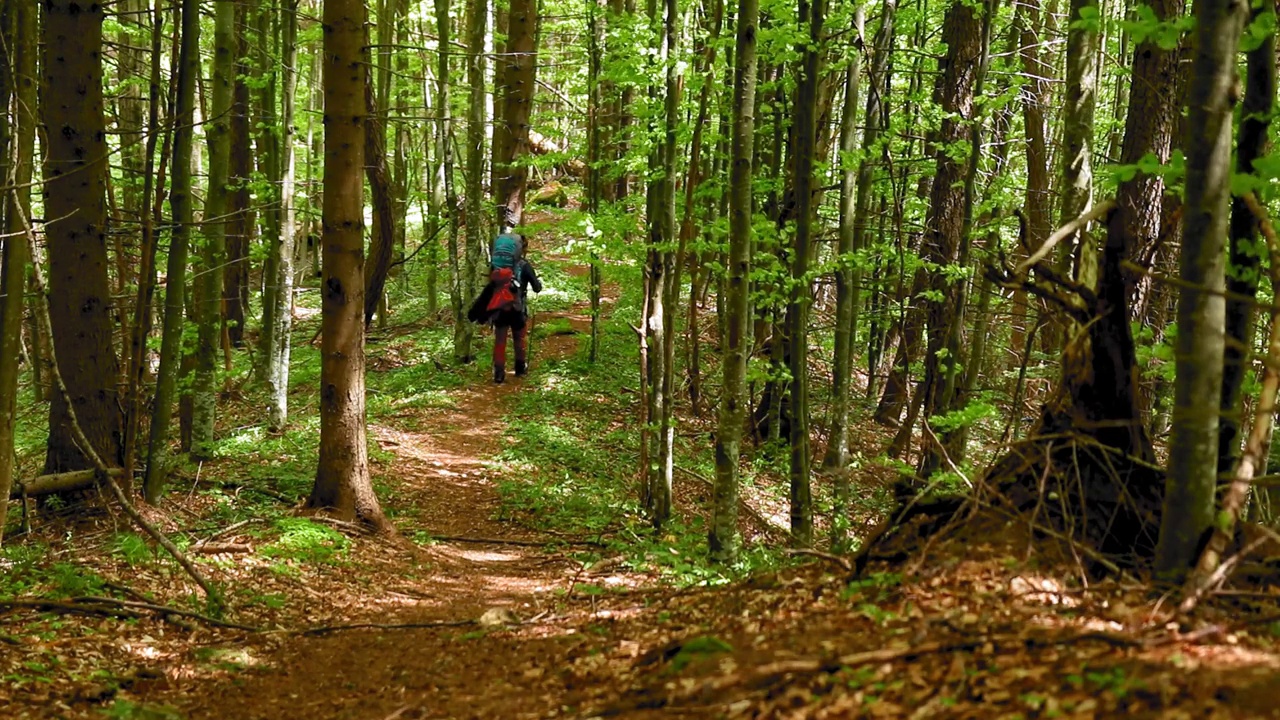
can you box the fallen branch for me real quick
[296,619,475,636]
[8,468,125,499]
[783,548,852,572]
[0,596,258,632]
[423,533,602,548]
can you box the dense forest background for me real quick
[3,0,1280,712]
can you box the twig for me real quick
[1016,199,1116,273]
[783,548,852,572]
[423,533,601,547]
[295,619,476,636]
[672,465,790,541]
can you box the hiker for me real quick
[467,232,542,383]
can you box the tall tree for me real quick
[0,0,35,542]
[822,21,863,549]
[192,0,237,458]
[910,0,982,477]
[41,0,121,474]
[263,0,300,432]
[308,0,388,531]
[1059,0,1099,305]
[1218,2,1275,478]
[710,0,760,562]
[786,0,826,546]
[493,0,539,231]
[459,0,487,363]
[1155,0,1248,577]
[144,0,199,500]
[437,0,463,350]
[224,1,256,349]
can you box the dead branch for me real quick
[8,468,126,499]
[0,596,258,631]
[783,548,852,572]
[190,543,253,554]
[423,533,602,547]
[296,619,476,636]
[1017,199,1116,272]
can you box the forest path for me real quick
[150,252,633,720]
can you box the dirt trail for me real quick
[141,289,616,720]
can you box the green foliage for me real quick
[262,518,348,564]
[667,635,733,674]
[111,533,154,566]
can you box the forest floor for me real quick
[5,224,1280,719]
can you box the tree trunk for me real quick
[1059,0,1099,328]
[1217,0,1275,479]
[41,0,121,475]
[363,64,397,327]
[710,0,759,562]
[786,0,825,547]
[308,0,388,532]
[1155,0,1248,578]
[436,0,461,339]
[192,0,236,459]
[821,25,862,486]
[224,2,255,349]
[458,0,487,364]
[256,0,285,385]
[911,0,982,477]
[263,0,298,432]
[493,0,539,231]
[0,0,34,542]
[143,0,199,501]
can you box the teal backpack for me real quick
[491,233,522,269]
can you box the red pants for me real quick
[493,323,527,367]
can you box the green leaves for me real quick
[1121,4,1194,49]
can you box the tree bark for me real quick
[143,0,199,501]
[192,0,236,459]
[1155,0,1248,578]
[308,0,388,532]
[786,0,825,547]
[41,0,121,475]
[493,0,539,231]
[710,0,759,563]
[1217,0,1275,479]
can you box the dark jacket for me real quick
[468,259,542,327]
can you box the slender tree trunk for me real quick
[459,0,487,364]
[0,0,35,541]
[224,2,255,349]
[256,0,285,383]
[41,0,121,475]
[192,0,236,458]
[261,0,298,431]
[438,0,465,361]
[1218,0,1275,478]
[1155,0,1248,577]
[363,59,397,327]
[308,0,388,532]
[786,0,825,547]
[1060,0,1099,323]
[143,0,198,500]
[710,0,759,562]
[821,22,862,484]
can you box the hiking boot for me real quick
[493,364,506,384]
[514,360,527,377]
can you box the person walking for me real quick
[468,232,542,383]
